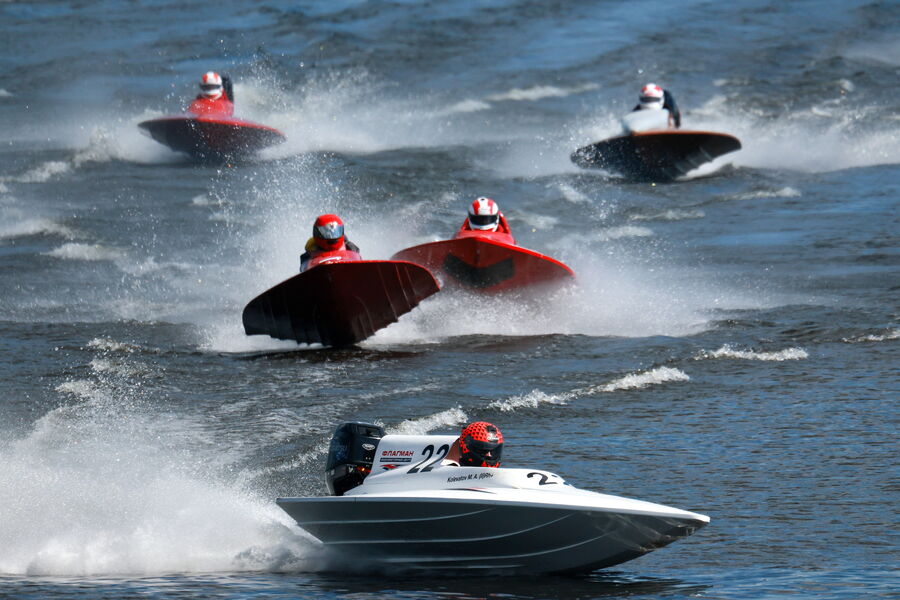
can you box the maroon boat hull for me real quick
[392,236,574,294]
[139,115,286,159]
[242,260,440,347]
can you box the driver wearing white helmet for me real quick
[633,83,681,128]
[187,71,235,116]
[458,197,515,242]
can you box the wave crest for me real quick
[696,345,808,361]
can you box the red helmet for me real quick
[467,197,500,231]
[459,422,503,467]
[200,71,223,98]
[312,214,345,250]
[639,83,664,109]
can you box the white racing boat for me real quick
[277,422,709,574]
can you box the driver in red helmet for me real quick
[187,71,235,116]
[300,214,360,272]
[446,421,503,467]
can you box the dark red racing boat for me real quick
[138,115,286,160]
[242,250,439,347]
[392,230,574,294]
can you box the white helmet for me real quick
[467,197,500,231]
[200,71,223,99]
[639,83,664,110]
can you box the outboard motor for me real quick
[325,422,385,496]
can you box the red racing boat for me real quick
[138,114,286,160]
[241,250,439,347]
[392,230,574,294]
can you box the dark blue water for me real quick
[1,1,898,598]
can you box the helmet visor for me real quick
[462,439,502,466]
[314,222,344,240]
[200,84,223,92]
[468,213,499,227]
[640,95,663,104]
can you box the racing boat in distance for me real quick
[571,109,741,182]
[391,230,574,294]
[276,423,709,574]
[242,250,439,347]
[138,114,286,160]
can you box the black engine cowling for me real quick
[325,422,385,496]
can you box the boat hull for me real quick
[242,260,440,347]
[391,236,574,294]
[138,115,286,160]
[276,495,707,573]
[571,130,741,182]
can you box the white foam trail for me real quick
[490,367,690,412]
[0,89,12,98]
[557,183,590,204]
[44,243,125,262]
[731,187,801,201]
[376,249,766,342]
[486,84,599,102]
[387,407,468,436]
[690,95,900,172]
[842,329,899,343]
[55,379,106,402]
[630,209,705,222]
[592,225,653,241]
[489,390,574,412]
[87,338,139,353]
[251,69,510,156]
[596,366,690,392]
[444,99,492,114]
[444,84,599,115]
[88,358,148,378]
[519,213,559,230]
[0,218,75,240]
[0,373,317,576]
[205,326,307,354]
[696,345,808,361]
[8,161,70,183]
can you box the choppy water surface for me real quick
[1,1,898,598]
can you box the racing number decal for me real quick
[422,444,449,472]
[527,471,558,485]
[408,444,450,473]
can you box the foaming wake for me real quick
[695,345,808,361]
[598,366,691,391]
[685,92,900,173]
[591,225,654,241]
[842,328,899,343]
[0,384,315,576]
[3,161,71,184]
[374,249,764,344]
[490,366,690,412]
[387,407,468,435]
[44,243,125,262]
[0,217,75,241]
[730,187,801,201]
[630,209,705,222]
[244,69,513,158]
[444,83,599,114]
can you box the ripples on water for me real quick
[0,0,898,598]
